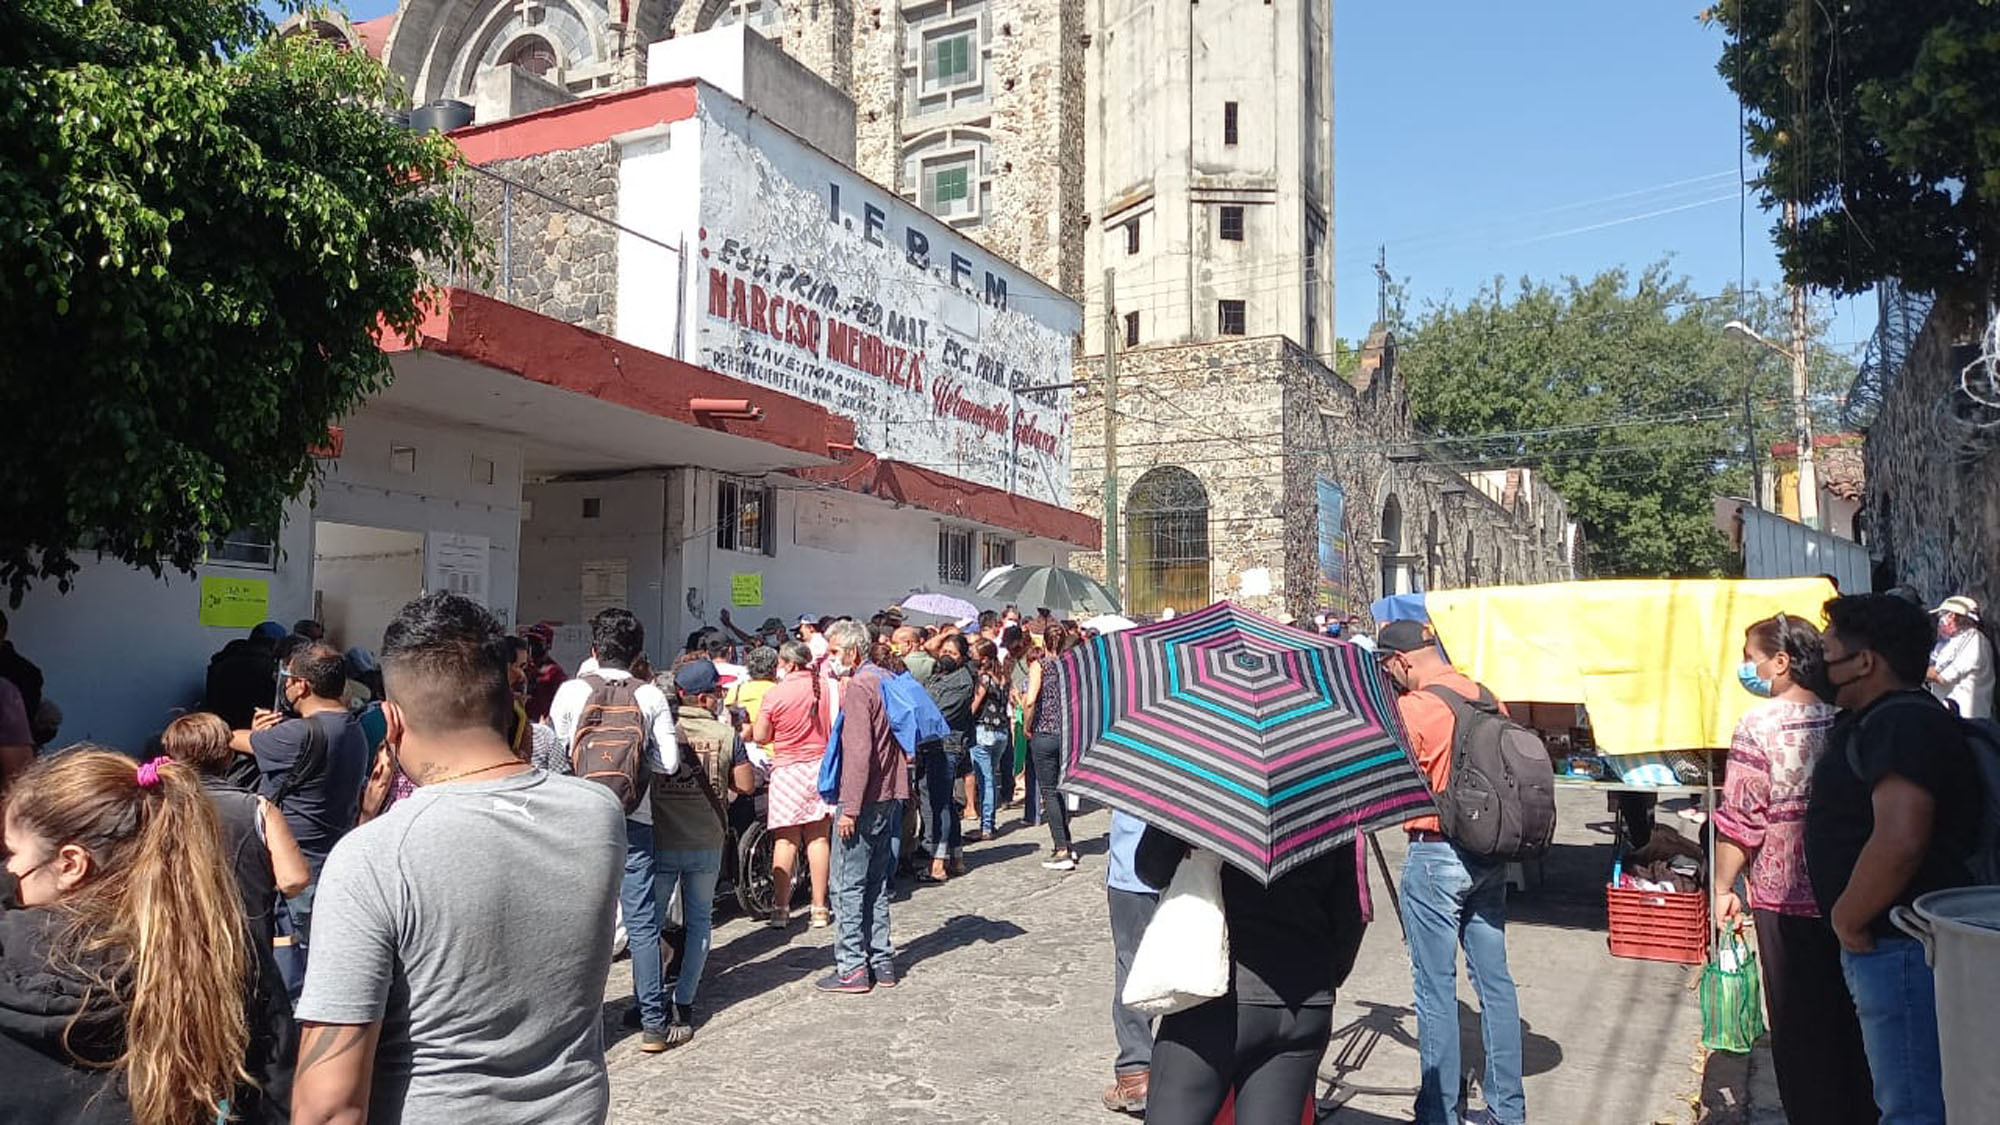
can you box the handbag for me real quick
[1699,928,1767,1053]
[1121,848,1231,1016]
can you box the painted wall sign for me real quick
[693,96,1079,506]
[200,576,270,629]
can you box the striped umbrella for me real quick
[1056,601,1434,883]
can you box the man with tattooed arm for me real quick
[290,592,626,1124]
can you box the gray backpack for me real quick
[1426,685,1558,861]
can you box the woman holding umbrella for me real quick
[1133,831,1366,1123]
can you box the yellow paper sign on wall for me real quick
[730,573,763,608]
[200,576,270,629]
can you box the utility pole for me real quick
[1784,200,1820,529]
[1374,246,1390,327]
[1102,268,1122,606]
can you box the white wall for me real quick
[312,523,426,655]
[4,502,315,753]
[315,412,525,629]
[517,476,679,660]
[613,115,705,361]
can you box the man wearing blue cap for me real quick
[652,657,740,1048]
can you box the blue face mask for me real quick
[1737,661,1773,698]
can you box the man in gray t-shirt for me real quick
[290,593,626,1125]
[296,769,624,1123]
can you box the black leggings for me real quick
[1028,731,1070,851]
[1146,997,1331,1125]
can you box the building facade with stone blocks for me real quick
[1862,301,2000,613]
[1067,333,1577,623]
[455,141,624,336]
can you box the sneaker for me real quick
[1042,852,1077,871]
[766,907,789,930]
[810,906,832,929]
[639,1029,669,1053]
[871,961,899,988]
[815,966,873,994]
[1102,1070,1149,1114]
[662,1004,695,1049]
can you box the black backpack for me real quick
[1425,685,1558,861]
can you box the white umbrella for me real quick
[1082,613,1140,634]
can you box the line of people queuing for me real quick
[0,593,1109,1123]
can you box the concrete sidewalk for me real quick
[602,788,1703,1123]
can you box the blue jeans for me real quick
[619,819,668,1032]
[833,799,902,975]
[1401,840,1525,1125]
[657,848,722,1008]
[920,737,966,858]
[971,726,1003,832]
[1841,936,1944,1124]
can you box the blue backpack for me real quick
[816,666,949,805]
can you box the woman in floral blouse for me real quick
[1712,613,1876,1124]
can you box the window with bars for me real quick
[1218,299,1246,336]
[925,31,974,87]
[210,527,277,569]
[1219,205,1244,241]
[981,535,1015,575]
[716,477,776,555]
[1223,101,1239,146]
[1126,467,1210,617]
[938,526,976,585]
[1124,310,1140,348]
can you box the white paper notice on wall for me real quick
[580,558,630,620]
[426,532,490,605]
[794,493,856,553]
[1238,567,1273,598]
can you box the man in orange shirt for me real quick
[1377,620,1525,1125]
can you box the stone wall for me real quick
[1863,301,2000,610]
[1067,333,1575,623]
[459,142,622,337]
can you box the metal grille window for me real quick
[1218,299,1246,336]
[1124,310,1140,348]
[1223,101,1239,146]
[923,160,973,217]
[981,535,1015,575]
[1219,206,1244,241]
[939,526,976,585]
[716,477,775,555]
[210,527,277,569]
[1126,467,1210,617]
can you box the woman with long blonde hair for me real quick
[1,749,261,1124]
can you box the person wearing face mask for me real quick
[1802,594,1983,1125]
[1925,595,1994,719]
[1711,615,1875,1125]
[817,620,912,993]
[918,633,977,882]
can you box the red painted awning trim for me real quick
[795,451,1101,549]
[448,82,700,165]
[381,288,855,459]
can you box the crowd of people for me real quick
[0,584,1989,1125]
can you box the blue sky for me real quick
[1334,1,1869,352]
[319,0,1869,352]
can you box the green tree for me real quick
[1710,0,2000,300]
[0,1,479,603]
[1398,264,1853,577]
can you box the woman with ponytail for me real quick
[752,640,837,930]
[1,749,261,1124]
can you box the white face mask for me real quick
[827,654,852,678]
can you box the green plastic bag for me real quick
[1700,929,1768,1053]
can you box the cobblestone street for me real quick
[600,790,1703,1124]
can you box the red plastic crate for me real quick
[1606,884,1709,964]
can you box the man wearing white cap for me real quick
[1927,595,1994,719]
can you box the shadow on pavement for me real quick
[898,912,1028,973]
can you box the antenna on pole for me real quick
[1374,246,1391,327]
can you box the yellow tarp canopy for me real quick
[1422,577,1838,755]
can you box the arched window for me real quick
[499,35,559,78]
[1127,467,1210,616]
[1379,495,1406,597]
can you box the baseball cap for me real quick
[798,614,817,626]
[673,659,720,695]
[1374,620,1434,654]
